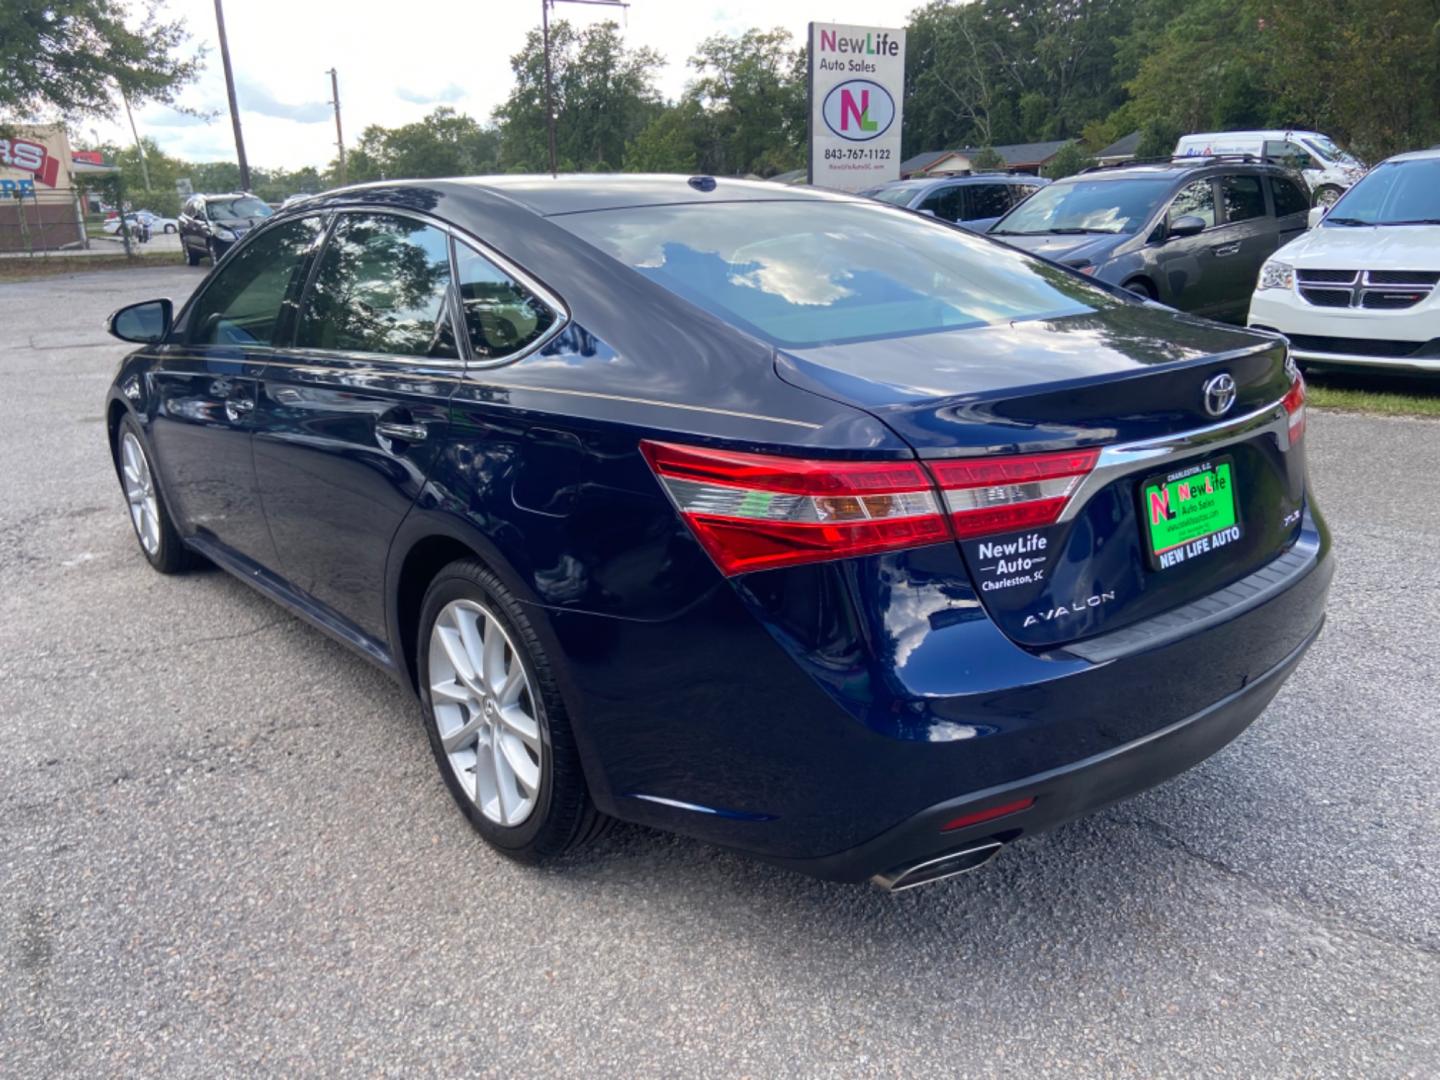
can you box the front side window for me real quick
[965,184,1013,220]
[1168,180,1216,229]
[1271,176,1310,218]
[454,242,558,361]
[992,178,1176,236]
[918,186,964,222]
[559,200,1121,349]
[187,216,324,346]
[296,213,458,359]
[868,185,920,207]
[1264,140,1314,172]
[1221,175,1266,222]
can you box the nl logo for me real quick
[821,80,896,142]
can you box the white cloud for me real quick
[87,0,910,169]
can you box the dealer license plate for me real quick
[1142,458,1242,570]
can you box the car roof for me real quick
[1178,130,1325,141]
[1384,147,1440,164]
[873,174,1041,191]
[403,174,855,217]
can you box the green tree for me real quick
[1041,142,1095,179]
[493,20,663,172]
[969,146,1005,170]
[624,103,701,172]
[1,1,202,122]
[683,28,806,176]
[346,107,500,181]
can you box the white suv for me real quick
[1248,148,1440,374]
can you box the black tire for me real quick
[186,244,201,267]
[164,224,176,234]
[114,414,193,573]
[1124,278,1157,301]
[417,560,607,862]
[1314,185,1343,209]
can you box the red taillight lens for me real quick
[641,440,950,575]
[926,449,1100,540]
[1281,369,1306,445]
[941,796,1035,832]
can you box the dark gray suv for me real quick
[989,160,1311,322]
[860,174,1049,233]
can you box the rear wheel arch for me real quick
[1123,276,1158,301]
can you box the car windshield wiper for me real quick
[1323,216,1372,226]
[1379,218,1440,225]
[1044,226,1115,235]
[989,228,1043,235]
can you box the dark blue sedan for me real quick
[104,176,1331,890]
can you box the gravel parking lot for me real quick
[2,267,1438,1078]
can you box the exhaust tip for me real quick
[872,841,1004,892]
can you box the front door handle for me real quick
[1211,242,1241,257]
[375,417,427,443]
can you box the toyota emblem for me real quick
[1202,373,1237,417]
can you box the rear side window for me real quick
[187,216,324,346]
[454,242,558,361]
[1221,175,1266,222]
[1264,140,1314,172]
[965,184,1012,220]
[1168,180,1216,229]
[559,200,1117,348]
[1272,176,1309,218]
[296,213,458,359]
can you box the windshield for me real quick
[559,200,1120,348]
[867,186,922,207]
[1302,135,1360,167]
[209,196,273,221]
[1325,159,1440,225]
[991,178,1174,235]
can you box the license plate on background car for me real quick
[1142,458,1242,570]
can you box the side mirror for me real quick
[1168,215,1207,238]
[917,208,938,218]
[107,298,173,344]
[1307,205,1328,229]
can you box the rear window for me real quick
[867,186,921,207]
[559,200,1118,348]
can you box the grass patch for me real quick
[0,251,186,283]
[1306,373,1440,419]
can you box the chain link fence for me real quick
[0,187,91,254]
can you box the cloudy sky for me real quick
[89,0,906,169]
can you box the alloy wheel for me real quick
[120,431,161,556]
[427,599,544,826]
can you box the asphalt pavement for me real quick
[2,266,1437,1078]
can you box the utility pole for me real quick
[120,90,151,191]
[213,0,251,191]
[327,68,347,185]
[540,0,629,177]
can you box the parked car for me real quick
[859,174,1049,232]
[103,209,177,235]
[177,192,274,265]
[1248,147,1440,374]
[103,177,1330,890]
[989,158,1312,323]
[1175,130,1365,208]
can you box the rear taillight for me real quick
[1281,369,1306,445]
[640,440,950,575]
[927,449,1100,540]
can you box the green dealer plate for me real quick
[1141,457,1242,570]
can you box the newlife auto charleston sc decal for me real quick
[808,23,906,192]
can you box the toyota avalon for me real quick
[104,176,1331,890]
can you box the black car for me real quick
[103,176,1329,889]
[989,159,1313,322]
[178,193,275,266]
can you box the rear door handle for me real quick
[1211,242,1241,257]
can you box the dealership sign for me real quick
[807,23,906,191]
[0,137,61,188]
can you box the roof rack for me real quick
[1080,152,1287,174]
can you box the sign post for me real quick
[807,23,906,191]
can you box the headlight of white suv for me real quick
[1257,261,1294,291]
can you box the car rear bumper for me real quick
[763,613,1325,883]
